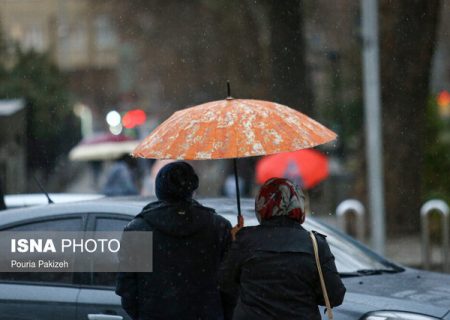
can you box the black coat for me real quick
[219,217,346,320]
[116,199,233,320]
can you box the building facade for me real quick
[0,99,26,193]
[0,0,121,116]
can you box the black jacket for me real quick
[116,199,233,320]
[219,217,346,320]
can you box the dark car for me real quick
[0,197,449,320]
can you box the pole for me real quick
[361,0,385,254]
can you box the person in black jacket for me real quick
[219,177,346,320]
[116,161,233,320]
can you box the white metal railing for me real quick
[421,199,449,272]
[336,199,365,241]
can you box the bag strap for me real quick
[310,231,333,320]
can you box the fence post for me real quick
[420,200,449,272]
[336,199,365,241]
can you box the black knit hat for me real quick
[155,161,199,201]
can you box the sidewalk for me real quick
[64,165,99,194]
[316,214,448,273]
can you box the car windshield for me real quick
[220,209,399,275]
[304,218,398,274]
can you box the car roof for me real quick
[0,195,400,274]
[0,196,257,227]
[4,193,105,208]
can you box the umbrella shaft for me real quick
[233,158,242,217]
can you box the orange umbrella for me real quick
[133,100,335,160]
[256,149,329,189]
[133,86,336,217]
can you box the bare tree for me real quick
[380,0,441,234]
[267,0,314,115]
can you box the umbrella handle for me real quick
[231,215,245,241]
[237,215,244,228]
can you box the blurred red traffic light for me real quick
[437,90,450,107]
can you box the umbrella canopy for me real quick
[69,133,139,161]
[133,97,336,218]
[132,99,336,160]
[256,149,329,189]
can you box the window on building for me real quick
[95,15,117,50]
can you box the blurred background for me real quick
[0,0,449,252]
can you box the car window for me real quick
[95,217,129,232]
[0,272,73,285]
[0,218,82,285]
[91,217,130,287]
[3,217,83,231]
[221,210,394,273]
[304,219,394,273]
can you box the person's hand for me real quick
[231,215,244,241]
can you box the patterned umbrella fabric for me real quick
[133,99,336,160]
[256,149,329,189]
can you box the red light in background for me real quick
[122,109,147,128]
[437,90,450,107]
